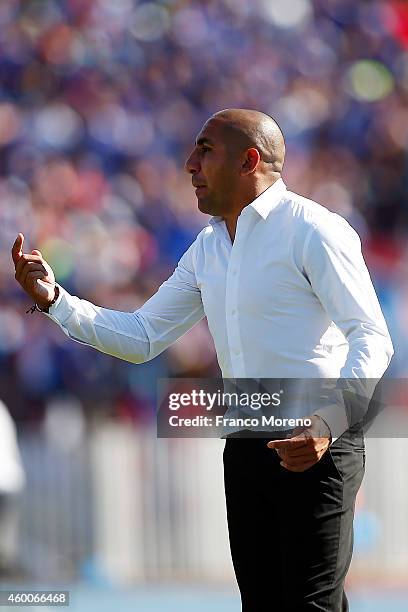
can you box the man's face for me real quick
[185,118,238,216]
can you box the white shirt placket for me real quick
[225,211,253,378]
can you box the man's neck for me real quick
[223,176,280,242]
[223,191,255,242]
[225,216,238,242]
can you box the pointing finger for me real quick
[267,435,308,450]
[11,233,24,265]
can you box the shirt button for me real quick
[231,309,236,315]
[234,349,240,355]
[232,269,237,276]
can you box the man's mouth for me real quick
[193,182,207,195]
[195,186,207,195]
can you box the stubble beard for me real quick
[198,191,231,217]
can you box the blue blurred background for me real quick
[0,0,408,610]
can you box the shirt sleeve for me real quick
[302,215,394,438]
[45,240,205,363]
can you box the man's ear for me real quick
[240,148,261,176]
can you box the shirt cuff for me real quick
[43,284,74,325]
[313,404,349,443]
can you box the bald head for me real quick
[185,108,286,220]
[211,108,285,174]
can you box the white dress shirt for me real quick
[45,179,393,436]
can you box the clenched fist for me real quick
[12,233,56,310]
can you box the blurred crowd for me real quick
[1,0,408,424]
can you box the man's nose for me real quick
[184,151,199,174]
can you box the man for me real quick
[12,109,393,610]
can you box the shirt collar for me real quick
[209,178,287,226]
[248,177,287,220]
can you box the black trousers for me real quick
[223,430,365,612]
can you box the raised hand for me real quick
[12,233,56,309]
